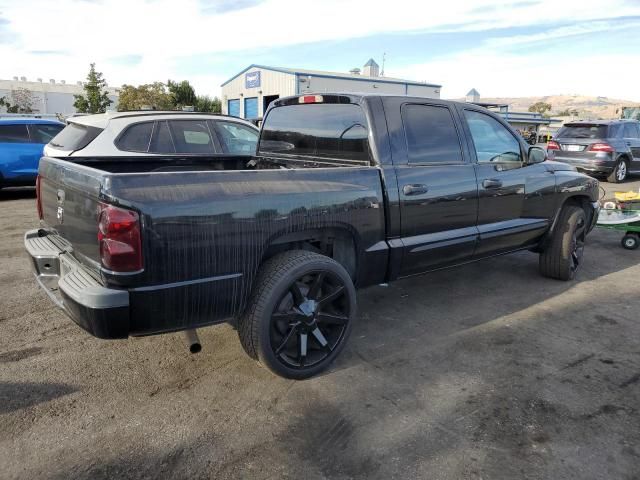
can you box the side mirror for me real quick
[528,146,547,164]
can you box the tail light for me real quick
[547,140,560,151]
[98,204,142,272]
[589,143,614,152]
[35,175,43,220]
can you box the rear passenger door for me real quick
[0,124,42,178]
[622,123,640,169]
[390,100,479,277]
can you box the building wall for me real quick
[299,75,407,95]
[406,84,441,98]
[0,79,119,116]
[221,67,296,117]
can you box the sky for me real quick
[1,0,640,100]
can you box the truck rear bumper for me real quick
[24,229,130,339]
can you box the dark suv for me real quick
[547,120,640,183]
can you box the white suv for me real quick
[44,111,259,157]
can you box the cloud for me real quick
[0,0,639,99]
[200,0,264,14]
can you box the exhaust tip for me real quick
[189,342,202,354]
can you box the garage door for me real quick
[228,99,240,117]
[244,97,258,119]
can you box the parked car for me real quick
[43,111,259,158]
[0,118,64,189]
[547,119,640,183]
[26,93,600,379]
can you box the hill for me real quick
[456,94,640,119]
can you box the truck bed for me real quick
[36,155,387,335]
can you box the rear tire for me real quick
[607,158,628,183]
[621,234,639,250]
[539,205,587,281]
[238,250,356,379]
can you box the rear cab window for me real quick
[48,122,103,152]
[259,100,370,163]
[0,124,30,143]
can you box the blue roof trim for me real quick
[0,118,63,125]
[221,64,442,89]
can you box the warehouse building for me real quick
[0,77,120,116]
[221,59,441,119]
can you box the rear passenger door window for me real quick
[464,110,522,164]
[0,124,30,143]
[623,123,640,139]
[168,120,216,154]
[149,120,175,154]
[402,104,463,164]
[116,122,154,152]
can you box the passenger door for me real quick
[459,107,554,257]
[390,101,479,277]
[0,124,42,179]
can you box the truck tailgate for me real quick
[38,157,105,271]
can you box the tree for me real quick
[195,95,221,113]
[117,82,173,111]
[528,101,552,116]
[168,80,196,109]
[0,88,36,113]
[74,63,113,114]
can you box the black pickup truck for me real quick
[26,94,600,379]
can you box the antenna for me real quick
[380,52,386,77]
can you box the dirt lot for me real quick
[1,179,639,480]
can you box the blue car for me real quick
[0,118,65,189]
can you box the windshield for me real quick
[48,122,103,151]
[259,103,370,162]
[556,124,608,139]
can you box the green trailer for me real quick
[597,209,640,250]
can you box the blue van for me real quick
[0,118,64,189]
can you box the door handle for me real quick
[482,178,503,189]
[402,184,429,196]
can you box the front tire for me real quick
[238,250,356,379]
[539,205,587,281]
[607,158,628,183]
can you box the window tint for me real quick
[149,120,175,154]
[402,104,463,164]
[215,121,258,154]
[168,120,215,154]
[0,124,30,143]
[48,123,103,151]
[557,124,607,139]
[116,122,154,152]
[464,110,522,163]
[260,103,369,162]
[28,124,64,144]
[623,123,640,139]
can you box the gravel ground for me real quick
[1,178,639,480]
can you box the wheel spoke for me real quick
[275,326,298,355]
[298,332,308,366]
[290,282,305,306]
[311,326,329,350]
[307,272,326,300]
[318,285,345,307]
[272,312,303,324]
[317,312,348,326]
